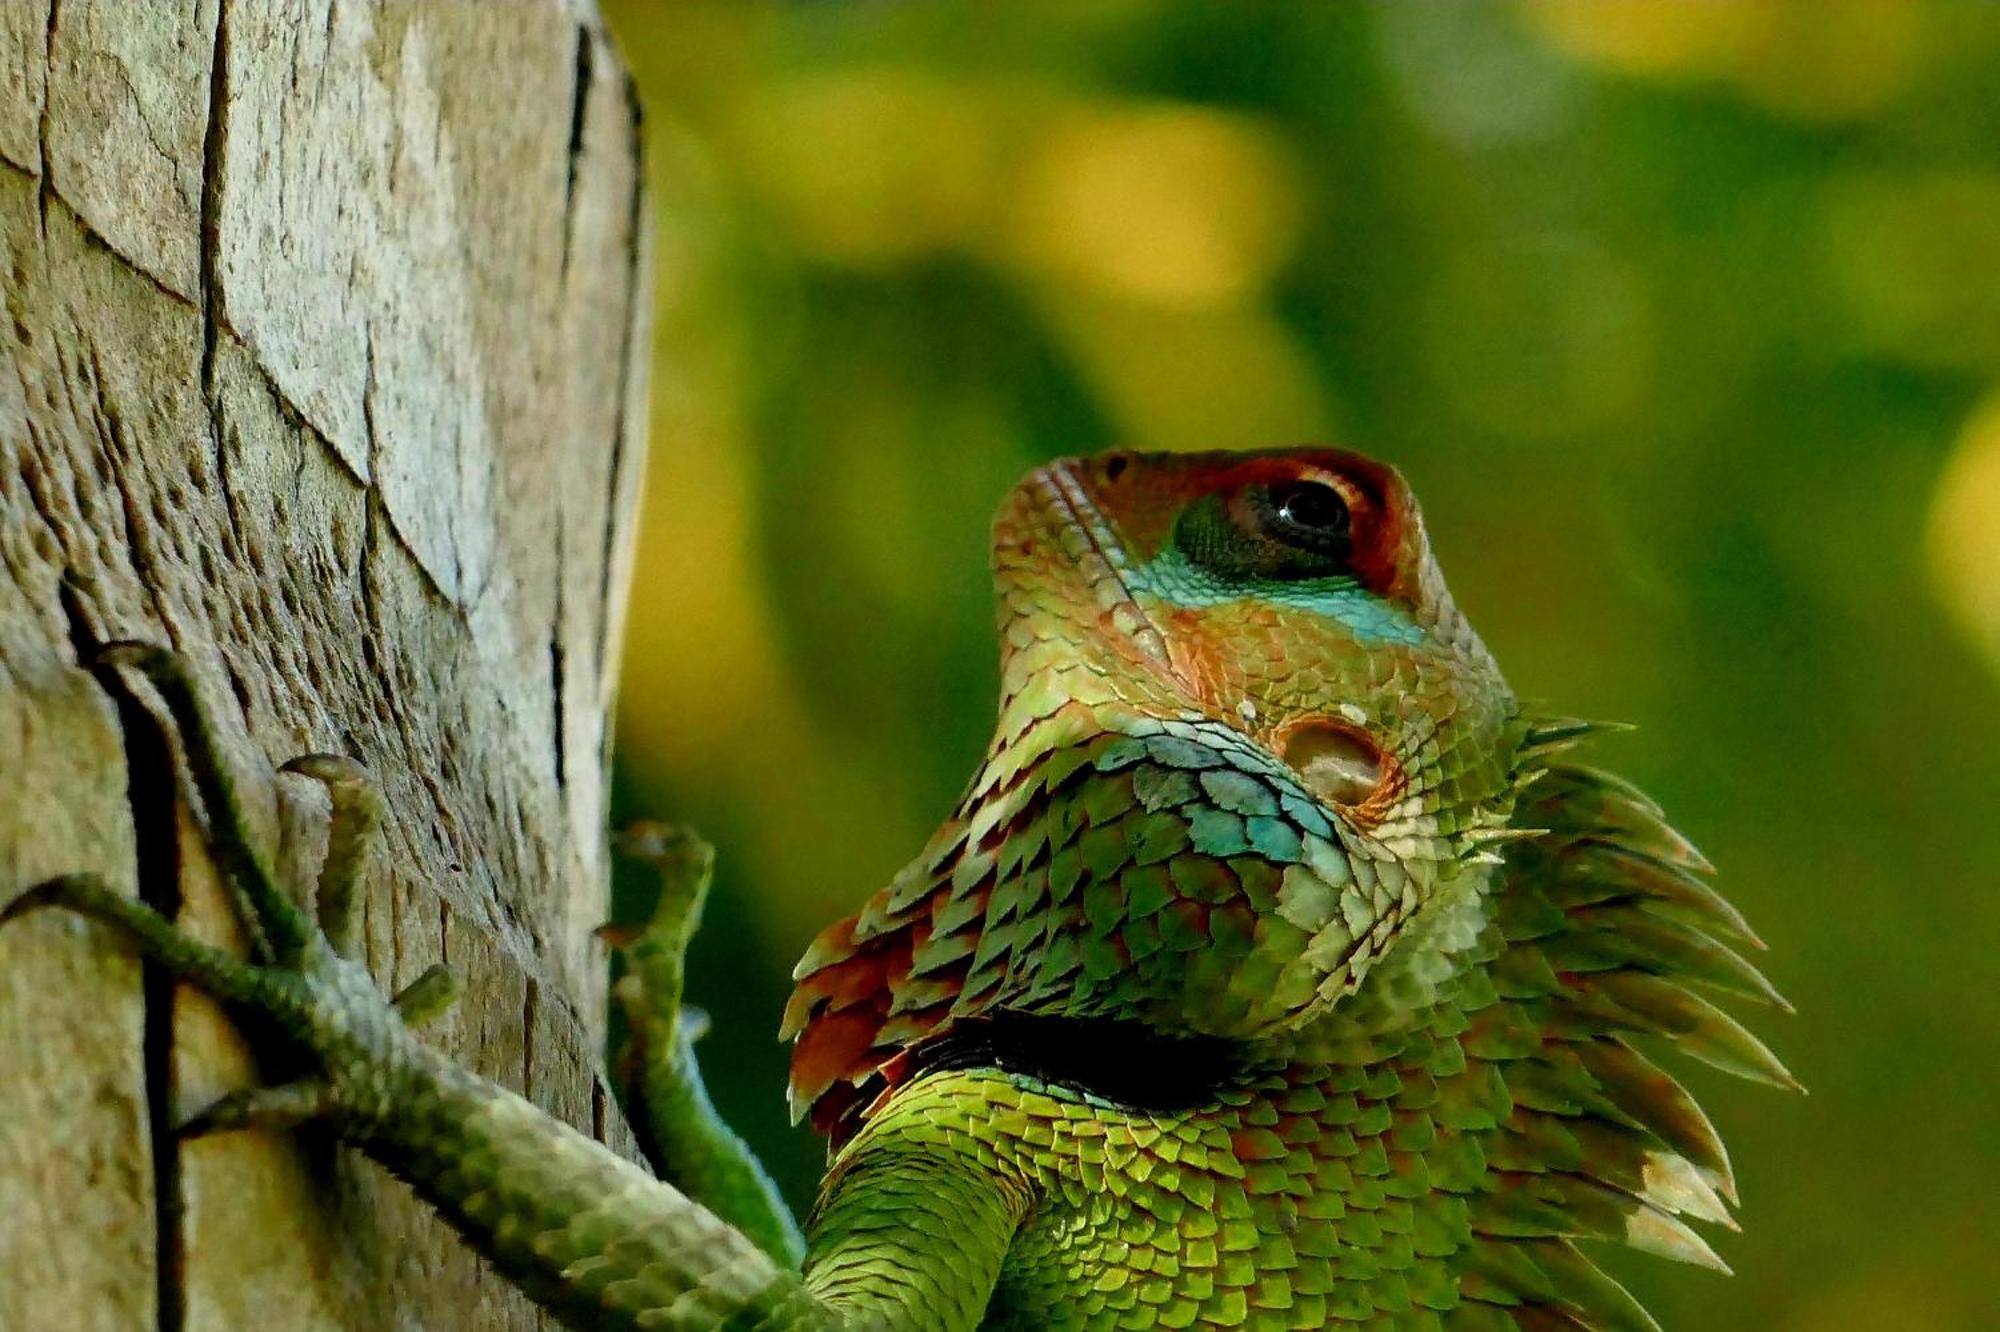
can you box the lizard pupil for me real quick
[1266,480,1349,549]
[1173,477,1355,581]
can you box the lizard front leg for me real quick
[606,821,806,1267]
[6,645,832,1330]
[602,843,1036,1331]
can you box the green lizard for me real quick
[6,447,1791,1330]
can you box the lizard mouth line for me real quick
[1038,460,1173,666]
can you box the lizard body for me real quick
[792,450,1788,1328]
[6,447,1788,1330]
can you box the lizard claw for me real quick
[0,877,63,927]
[280,753,384,958]
[609,819,714,952]
[93,641,314,964]
[390,963,461,1029]
[178,1078,337,1140]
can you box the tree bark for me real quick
[0,3,650,1328]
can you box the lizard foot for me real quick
[3,644,444,1138]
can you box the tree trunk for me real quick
[0,3,650,1328]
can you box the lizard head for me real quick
[788,445,1777,1156]
[991,447,1521,854]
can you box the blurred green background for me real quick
[599,3,2000,1328]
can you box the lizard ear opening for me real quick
[1276,715,1395,813]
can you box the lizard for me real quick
[4,446,1792,1330]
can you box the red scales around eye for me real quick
[1053,446,1419,607]
[1198,449,1412,599]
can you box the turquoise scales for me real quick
[3,448,1789,1330]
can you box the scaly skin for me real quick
[791,449,1791,1329]
[4,448,1788,1331]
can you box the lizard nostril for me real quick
[1277,716,1388,810]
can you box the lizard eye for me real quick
[1173,474,1358,583]
[1258,481,1350,556]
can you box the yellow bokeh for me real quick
[734,69,1005,267]
[1004,104,1302,309]
[1033,290,1336,452]
[1820,169,2000,373]
[1926,393,2000,674]
[617,407,793,782]
[1524,0,1924,123]
[734,73,1304,314]
[1523,0,1761,79]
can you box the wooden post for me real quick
[0,3,650,1327]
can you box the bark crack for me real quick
[359,325,451,608]
[559,24,594,278]
[521,975,539,1102]
[1,173,199,310]
[594,72,646,692]
[97,56,185,196]
[58,581,187,1332]
[198,0,244,559]
[550,507,567,792]
[36,0,61,237]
